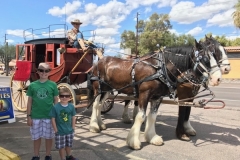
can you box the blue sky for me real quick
[0,0,239,56]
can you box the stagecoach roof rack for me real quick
[23,24,96,45]
[23,24,68,42]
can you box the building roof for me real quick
[224,46,240,52]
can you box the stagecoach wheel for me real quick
[10,74,30,112]
[57,83,76,106]
[101,92,114,114]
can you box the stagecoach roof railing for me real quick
[82,30,96,41]
[23,24,68,41]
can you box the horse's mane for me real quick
[163,46,194,71]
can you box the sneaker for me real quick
[45,155,52,160]
[31,156,40,160]
[66,155,78,160]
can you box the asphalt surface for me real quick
[0,75,240,160]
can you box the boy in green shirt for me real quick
[49,87,78,160]
[27,63,59,160]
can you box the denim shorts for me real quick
[30,119,54,140]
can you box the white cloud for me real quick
[42,28,66,38]
[6,29,37,39]
[207,8,235,27]
[169,0,237,24]
[226,35,240,40]
[169,29,181,35]
[6,39,14,43]
[47,0,82,17]
[144,7,152,14]
[94,36,116,45]
[94,28,119,37]
[126,0,177,9]
[186,27,203,36]
[107,43,121,49]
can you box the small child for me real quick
[49,87,78,160]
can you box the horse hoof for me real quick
[180,134,191,141]
[127,141,141,150]
[100,124,107,130]
[122,119,132,124]
[185,129,196,136]
[89,121,100,133]
[149,135,164,146]
[122,115,132,124]
[89,126,101,133]
[126,137,141,150]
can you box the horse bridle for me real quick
[191,46,220,82]
[205,40,230,68]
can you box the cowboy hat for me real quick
[71,19,82,25]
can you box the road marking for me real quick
[0,147,20,160]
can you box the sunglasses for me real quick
[59,95,71,98]
[38,69,51,73]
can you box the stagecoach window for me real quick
[56,49,60,65]
[47,51,52,61]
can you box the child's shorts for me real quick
[30,119,54,140]
[55,133,74,149]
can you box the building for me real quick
[223,46,240,79]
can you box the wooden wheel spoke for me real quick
[10,74,29,112]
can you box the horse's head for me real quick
[94,47,104,59]
[205,35,231,74]
[194,40,222,86]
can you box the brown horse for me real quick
[88,40,222,149]
[122,36,231,141]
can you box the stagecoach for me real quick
[10,24,113,113]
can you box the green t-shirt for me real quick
[27,80,59,119]
[49,102,76,135]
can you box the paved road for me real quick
[0,75,240,160]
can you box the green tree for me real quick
[214,35,229,46]
[232,0,240,29]
[120,30,136,53]
[120,12,195,55]
[231,38,240,46]
[0,43,16,75]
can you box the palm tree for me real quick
[232,0,240,28]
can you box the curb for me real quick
[0,147,21,160]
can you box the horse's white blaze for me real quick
[144,112,163,145]
[208,51,222,86]
[219,46,231,74]
[183,121,196,136]
[126,111,145,149]
[89,95,101,132]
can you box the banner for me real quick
[0,87,15,123]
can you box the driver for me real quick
[67,19,88,51]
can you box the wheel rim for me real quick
[101,99,114,114]
[10,75,29,111]
[57,83,76,105]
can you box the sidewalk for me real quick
[0,109,135,160]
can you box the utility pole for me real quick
[4,34,9,76]
[135,12,139,57]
